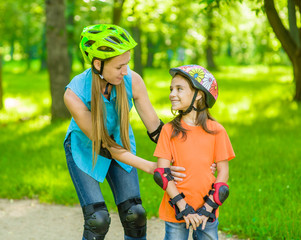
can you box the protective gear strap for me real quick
[92,59,105,79]
[213,182,229,206]
[180,90,198,115]
[196,206,216,222]
[203,195,219,209]
[169,192,185,206]
[168,193,195,220]
[147,119,164,143]
[153,168,174,190]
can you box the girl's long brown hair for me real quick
[91,69,130,166]
[170,76,216,140]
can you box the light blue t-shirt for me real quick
[64,66,135,182]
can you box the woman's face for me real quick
[169,75,195,111]
[102,51,131,85]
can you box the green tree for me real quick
[264,0,301,101]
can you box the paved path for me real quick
[0,199,241,240]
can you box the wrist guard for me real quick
[213,182,229,206]
[168,193,195,220]
[153,168,174,190]
[99,135,115,159]
[196,206,217,222]
[147,119,164,143]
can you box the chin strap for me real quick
[92,60,111,95]
[180,90,207,115]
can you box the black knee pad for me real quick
[82,202,111,240]
[118,198,147,238]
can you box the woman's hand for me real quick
[170,166,186,182]
[210,162,217,175]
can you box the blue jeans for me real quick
[164,219,219,240]
[64,134,146,240]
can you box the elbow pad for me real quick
[213,182,229,206]
[153,168,174,190]
[147,119,164,143]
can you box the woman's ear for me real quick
[93,59,101,71]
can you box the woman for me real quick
[63,24,215,240]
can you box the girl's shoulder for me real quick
[207,119,225,132]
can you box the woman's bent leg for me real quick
[106,160,146,240]
[64,135,110,240]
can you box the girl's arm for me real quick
[201,160,229,229]
[64,88,156,174]
[157,158,202,230]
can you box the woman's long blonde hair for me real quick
[91,67,131,166]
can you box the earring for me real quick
[99,74,104,79]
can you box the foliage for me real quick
[0,0,292,69]
[0,62,300,239]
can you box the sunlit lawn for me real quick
[0,62,300,239]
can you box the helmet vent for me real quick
[120,33,129,42]
[84,51,89,57]
[107,27,116,30]
[97,46,115,52]
[88,30,101,34]
[84,40,96,47]
[106,36,122,44]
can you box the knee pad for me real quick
[117,198,147,238]
[82,202,111,240]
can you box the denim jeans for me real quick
[164,219,219,240]
[64,134,146,240]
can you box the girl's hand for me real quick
[170,166,186,182]
[184,213,203,230]
[199,215,209,230]
[210,163,217,175]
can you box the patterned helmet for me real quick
[169,65,218,108]
[79,24,137,64]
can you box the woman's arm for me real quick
[64,88,93,139]
[64,88,156,173]
[131,71,161,134]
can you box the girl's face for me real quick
[95,51,131,85]
[169,75,195,111]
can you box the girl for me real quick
[153,65,235,240]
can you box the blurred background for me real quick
[0,0,300,239]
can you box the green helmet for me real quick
[79,24,137,64]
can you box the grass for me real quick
[0,62,300,239]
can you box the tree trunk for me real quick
[113,0,125,25]
[205,7,216,70]
[146,35,154,68]
[288,0,300,47]
[293,51,301,100]
[45,0,71,120]
[67,0,75,71]
[264,0,301,101]
[40,26,47,71]
[131,25,143,78]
